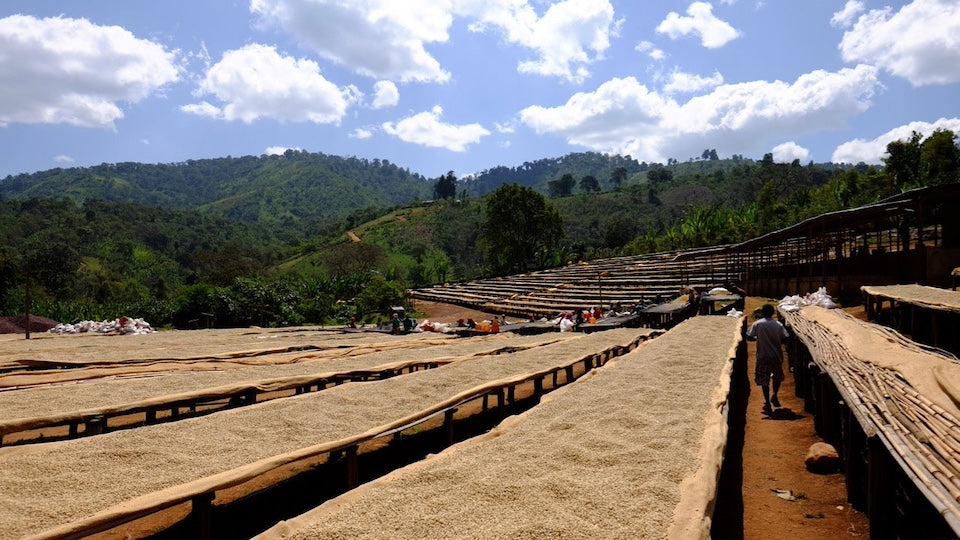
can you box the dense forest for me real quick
[0,151,432,233]
[1,129,957,329]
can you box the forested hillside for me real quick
[1,129,957,330]
[0,151,432,231]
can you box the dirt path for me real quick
[411,299,507,324]
[740,297,869,539]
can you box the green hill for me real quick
[0,152,432,230]
[1,130,955,329]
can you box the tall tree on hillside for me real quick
[610,166,627,191]
[646,168,673,185]
[547,173,576,198]
[0,247,20,313]
[434,171,457,200]
[579,175,600,193]
[480,184,563,275]
[883,131,922,194]
[920,129,960,186]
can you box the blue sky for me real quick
[1,0,959,180]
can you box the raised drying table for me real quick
[861,283,960,355]
[0,329,656,539]
[782,305,960,538]
[256,316,744,540]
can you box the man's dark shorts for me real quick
[755,356,784,386]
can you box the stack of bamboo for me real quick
[783,306,960,527]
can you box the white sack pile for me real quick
[416,320,451,333]
[49,316,154,335]
[778,287,838,312]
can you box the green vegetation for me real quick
[1,130,957,329]
[480,184,563,275]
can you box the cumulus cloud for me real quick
[182,44,359,124]
[656,2,740,48]
[265,145,303,155]
[520,65,879,163]
[382,105,490,151]
[465,0,619,82]
[252,0,619,83]
[350,127,374,139]
[663,70,724,94]
[837,0,960,86]
[251,0,451,83]
[830,1,864,28]
[635,40,665,60]
[372,81,400,109]
[53,155,75,164]
[771,142,810,163]
[0,14,179,129]
[832,117,960,164]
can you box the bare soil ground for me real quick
[410,299,507,324]
[0,314,59,334]
[741,297,869,539]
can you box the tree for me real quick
[920,129,960,187]
[355,275,405,316]
[433,171,457,200]
[646,168,673,185]
[480,184,563,274]
[883,131,922,194]
[610,167,627,191]
[579,175,600,193]
[547,173,575,198]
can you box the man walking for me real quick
[746,304,790,413]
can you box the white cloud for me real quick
[251,0,451,83]
[182,44,358,124]
[382,105,490,151]
[832,117,960,164]
[265,145,303,155]
[830,1,864,28]
[252,0,619,83]
[0,15,179,129]
[495,122,515,134]
[771,141,810,163]
[520,65,879,163]
[180,101,221,118]
[350,128,374,139]
[663,70,724,94]
[372,81,400,109]
[656,2,740,48]
[465,0,619,82]
[838,0,960,86]
[635,40,665,60]
[53,154,74,164]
